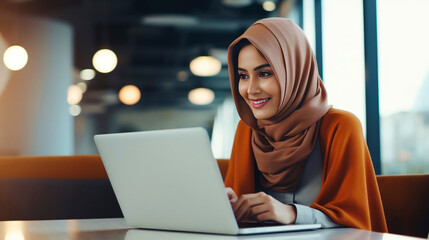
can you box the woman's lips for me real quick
[250,98,270,109]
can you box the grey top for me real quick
[256,140,340,228]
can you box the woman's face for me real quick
[237,44,281,120]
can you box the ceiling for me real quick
[0,0,288,110]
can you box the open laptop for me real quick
[94,127,321,235]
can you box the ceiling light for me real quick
[188,88,215,105]
[3,45,28,71]
[189,56,221,77]
[119,85,141,105]
[263,1,276,11]
[69,105,81,117]
[80,69,96,80]
[176,71,189,81]
[77,82,87,93]
[67,85,83,105]
[92,49,117,73]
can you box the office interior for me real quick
[1,0,428,175]
[0,0,428,238]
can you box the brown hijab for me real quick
[228,18,331,192]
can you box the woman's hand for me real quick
[232,192,297,224]
[225,187,238,203]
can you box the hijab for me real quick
[227,18,331,192]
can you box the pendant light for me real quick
[188,88,215,105]
[189,56,221,77]
[119,85,141,105]
[3,45,28,71]
[2,6,28,71]
[92,2,118,74]
[92,49,117,73]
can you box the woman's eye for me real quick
[260,71,272,77]
[239,73,248,80]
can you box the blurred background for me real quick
[0,0,428,175]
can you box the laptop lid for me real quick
[95,128,239,234]
[95,127,321,235]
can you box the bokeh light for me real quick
[5,231,24,240]
[80,69,96,80]
[262,1,276,11]
[69,105,81,116]
[77,82,87,93]
[176,70,189,81]
[189,56,221,77]
[92,49,117,73]
[67,85,83,105]
[119,85,141,105]
[188,88,215,105]
[3,45,28,71]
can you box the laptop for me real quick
[94,127,321,235]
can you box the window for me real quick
[322,0,366,130]
[378,0,429,174]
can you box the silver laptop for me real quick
[94,127,321,235]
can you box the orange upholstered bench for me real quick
[0,155,108,179]
[0,155,120,220]
[0,155,229,180]
[376,174,429,238]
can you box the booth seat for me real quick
[0,155,427,238]
[0,155,122,220]
[376,174,429,238]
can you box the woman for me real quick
[224,18,387,232]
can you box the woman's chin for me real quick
[252,111,275,120]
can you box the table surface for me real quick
[0,218,425,240]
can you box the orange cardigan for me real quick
[225,108,387,232]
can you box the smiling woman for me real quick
[224,18,387,232]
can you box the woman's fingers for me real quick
[225,187,238,203]
[249,203,270,217]
[254,211,273,222]
[232,192,297,224]
[233,192,268,221]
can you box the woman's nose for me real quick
[247,77,261,95]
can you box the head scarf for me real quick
[228,18,331,192]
